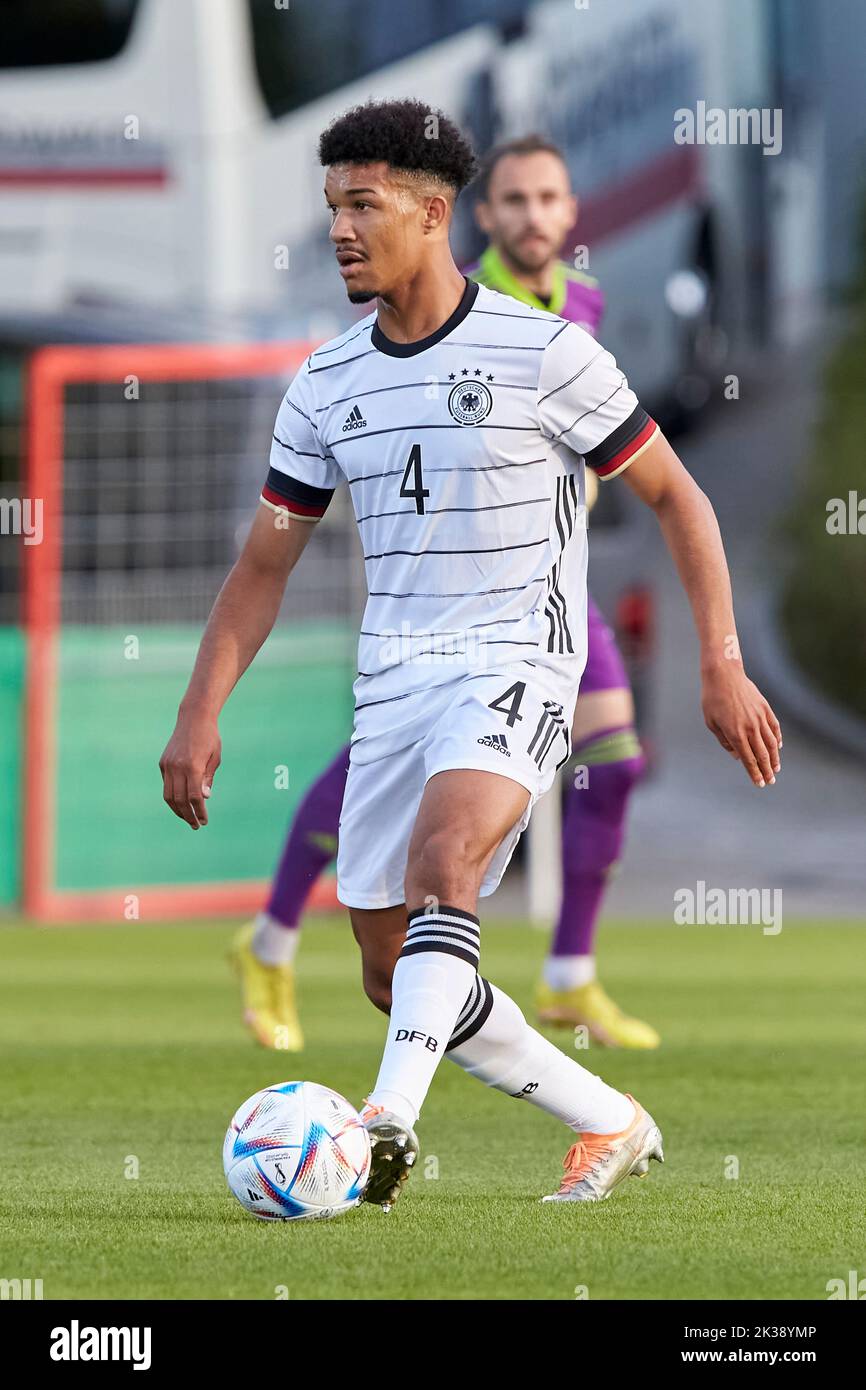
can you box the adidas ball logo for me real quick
[477,733,510,756]
[342,404,367,432]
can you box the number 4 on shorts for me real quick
[488,681,526,727]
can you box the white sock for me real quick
[251,911,300,966]
[366,907,479,1128]
[543,954,596,991]
[448,979,634,1134]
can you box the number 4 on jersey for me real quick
[400,443,429,514]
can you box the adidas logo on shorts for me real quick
[477,733,510,756]
[342,404,367,431]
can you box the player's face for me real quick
[325,163,426,304]
[475,152,577,275]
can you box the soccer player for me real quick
[160,100,781,1206]
[234,135,658,1054]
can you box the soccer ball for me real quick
[223,1081,371,1221]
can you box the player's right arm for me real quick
[159,506,316,829]
[160,358,340,829]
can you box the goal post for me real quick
[23,341,360,923]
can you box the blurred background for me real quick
[1,0,864,925]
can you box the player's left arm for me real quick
[537,322,781,787]
[622,430,782,787]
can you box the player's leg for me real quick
[362,766,529,1127]
[349,767,533,1207]
[535,597,659,1047]
[353,672,662,1205]
[445,980,664,1202]
[350,881,662,1207]
[231,742,350,1050]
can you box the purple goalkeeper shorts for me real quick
[582,595,630,694]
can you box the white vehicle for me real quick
[1,0,778,409]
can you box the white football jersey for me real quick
[262,279,658,746]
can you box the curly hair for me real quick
[318,99,477,198]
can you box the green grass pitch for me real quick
[1,917,864,1300]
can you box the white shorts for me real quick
[336,667,576,910]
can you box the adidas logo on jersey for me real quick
[342,404,367,432]
[477,733,510,756]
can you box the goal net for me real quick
[23,342,362,922]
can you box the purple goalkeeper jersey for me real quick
[465,244,604,336]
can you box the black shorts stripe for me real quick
[554,733,573,772]
[536,721,560,768]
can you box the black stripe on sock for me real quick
[447,977,494,1051]
[406,922,480,947]
[453,976,482,1029]
[402,928,481,956]
[407,904,480,928]
[400,940,480,968]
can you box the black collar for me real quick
[371,277,479,357]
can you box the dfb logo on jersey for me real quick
[448,378,493,426]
